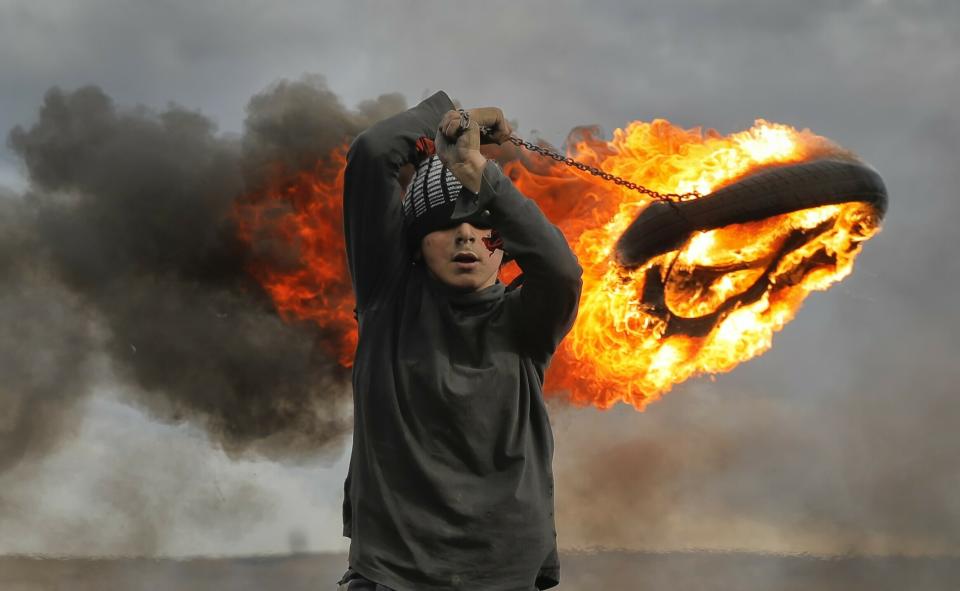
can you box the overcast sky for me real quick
[1,0,958,558]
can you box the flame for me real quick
[234,149,357,367]
[236,118,882,411]
[519,119,881,409]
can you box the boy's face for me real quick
[421,222,504,292]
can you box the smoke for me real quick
[553,380,960,556]
[0,76,413,555]
[0,405,276,556]
[242,73,406,188]
[1,76,408,470]
[0,193,98,473]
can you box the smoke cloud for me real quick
[553,378,960,556]
[0,76,415,556]
[1,76,407,472]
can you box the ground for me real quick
[2,551,958,590]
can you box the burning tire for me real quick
[615,159,888,268]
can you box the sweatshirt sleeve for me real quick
[451,161,583,363]
[343,90,455,312]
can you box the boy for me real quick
[340,90,582,590]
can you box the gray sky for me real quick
[1,0,958,557]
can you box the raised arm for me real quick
[343,91,455,312]
[452,160,583,363]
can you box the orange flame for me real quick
[236,118,882,411]
[234,149,357,367]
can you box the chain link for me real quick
[475,125,701,294]
[484,130,701,204]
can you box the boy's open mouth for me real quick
[453,252,480,263]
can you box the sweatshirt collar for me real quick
[421,266,505,308]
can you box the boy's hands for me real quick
[435,107,512,194]
[470,107,513,145]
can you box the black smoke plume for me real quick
[2,76,405,468]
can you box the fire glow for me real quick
[235,118,882,410]
[234,149,357,368]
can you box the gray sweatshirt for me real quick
[342,91,582,591]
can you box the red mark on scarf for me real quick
[415,136,436,158]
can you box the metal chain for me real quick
[489,129,696,297]
[472,121,700,300]
[481,127,701,204]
